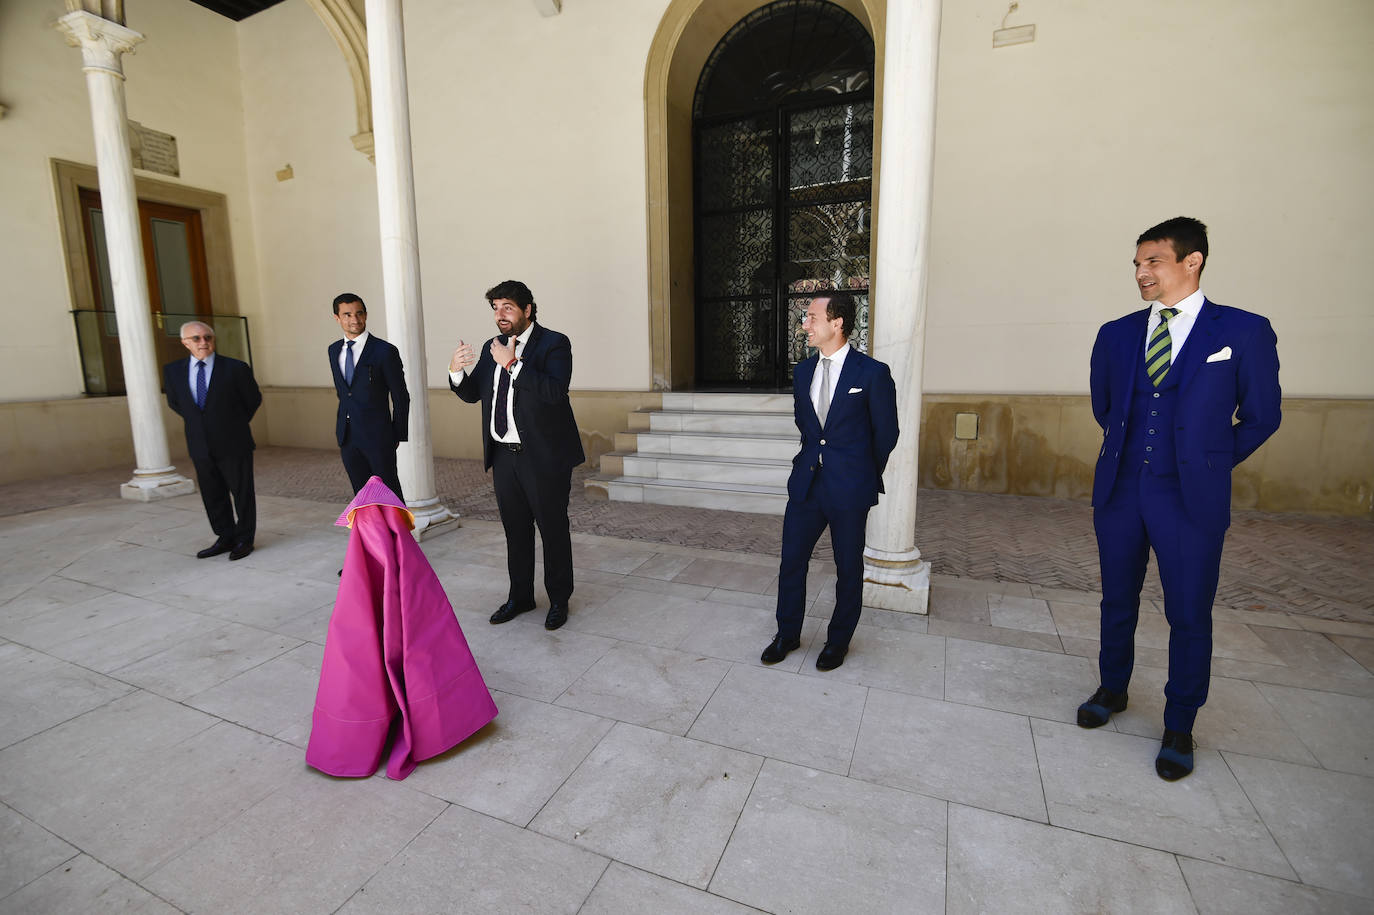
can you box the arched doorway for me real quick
[692,0,875,389]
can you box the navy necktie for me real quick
[195,360,207,410]
[344,339,356,385]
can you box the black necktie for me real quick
[494,339,516,438]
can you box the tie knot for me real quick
[346,339,355,349]
[196,360,205,368]
[1159,307,1178,323]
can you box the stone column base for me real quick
[862,545,931,615]
[407,497,461,542]
[120,466,195,502]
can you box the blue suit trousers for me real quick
[775,468,870,649]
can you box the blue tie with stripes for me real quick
[1146,308,1179,387]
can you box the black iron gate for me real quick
[692,1,875,389]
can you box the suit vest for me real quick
[1121,350,1182,477]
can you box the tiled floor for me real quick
[1,484,1372,912]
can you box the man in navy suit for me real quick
[328,293,409,501]
[448,281,585,631]
[762,292,899,671]
[1078,217,1281,780]
[164,320,262,561]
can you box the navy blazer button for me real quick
[1148,429,1156,435]
[820,439,826,445]
[1153,392,1160,398]
[1146,446,1153,452]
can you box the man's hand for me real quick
[490,337,517,368]
[449,340,476,373]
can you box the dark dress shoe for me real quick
[196,538,233,559]
[545,604,569,631]
[816,643,848,671]
[228,542,254,561]
[490,600,536,624]
[760,635,800,664]
[1077,686,1128,728]
[1156,730,1194,781]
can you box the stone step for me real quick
[647,409,798,436]
[661,392,793,413]
[595,474,788,515]
[632,430,799,461]
[619,451,791,486]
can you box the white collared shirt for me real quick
[1146,289,1204,361]
[338,330,370,377]
[449,323,533,444]
[188,351,216,393]
[810,341,851,421]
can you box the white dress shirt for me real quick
[449,323,533,444]
[1146,289,1204,362]
[338,330,370,378]
[810,341,851,421]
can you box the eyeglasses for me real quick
[182,334,215,342]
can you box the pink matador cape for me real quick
[306,476,497,780]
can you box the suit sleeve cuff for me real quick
[449,369,466,385]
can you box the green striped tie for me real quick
[1146,307,1179,387]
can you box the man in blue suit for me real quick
[164,321,262,561]
[328,293,409,501]
[1078,217,1281,780]
[762,292,899,671]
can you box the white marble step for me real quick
[621,451,791,486]
[602,475,788,515]
[648,409,798,436]
[633,430,799,461]
[661,391,793,413]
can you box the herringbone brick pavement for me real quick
[5,446,1370,622]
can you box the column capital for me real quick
[55,10,144,78]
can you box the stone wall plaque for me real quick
[128,120,180,177]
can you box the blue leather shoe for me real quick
[1077,687,1127,728]
[1156,730,1194,780]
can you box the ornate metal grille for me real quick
[693,0,875,389]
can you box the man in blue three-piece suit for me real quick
[761,292,899,672]
[164,320,262,561]
[1078,217,1281,780]
[327,293,409,502]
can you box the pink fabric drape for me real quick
[306,500,497,780]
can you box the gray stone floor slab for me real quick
[0,577,108,626]
[55,542,206,600]
[401,690,613,827]
[1111,668,1318,765]
[1255,682,1374,776]
[0,642,131,749]
[581,862,762,914]
[946,804,1192,914]
[0,853,178,915]
[852,689,1047,821]
[711,758,947,914]
[144,770,446,915]
[944,637,1095,723]
[109,622,303,701]
[796,625,945,698]
[1178,857,1374,915]
[0,802,76,901]
[675,600,821,671]
[672,557,777,594]
[556,641,730,735]
[531,722,761,888]
[567,588,714,649]
[688,663,867,774]
[341,803,609,915]
[0,590,174,651]
[1251,626,1374,680]
[1331,634,1374,674]
[43,604,224,674]
[186,641,324,742]
[988,593,1057,634]
[475,623,615,702]
[1223,752,1374,898]
[1033,719,1293,879]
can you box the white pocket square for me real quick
[848,387,863,394]
[1206,346,1232,363]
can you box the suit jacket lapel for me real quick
[1173,299,1219,392]
[795,355,820,429]
[823,351,862,427]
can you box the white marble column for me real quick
[56,11,194,502]
[862,0,943,614]
[364,0,458,539]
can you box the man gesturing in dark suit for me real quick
[762,292,899,671]
[1079,217,1281,780]
[164,321,262,561]
[328,293,409,501]
[448,280,585,631]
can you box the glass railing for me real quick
[71,310,253,396]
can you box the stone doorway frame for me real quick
[643,0,885,391]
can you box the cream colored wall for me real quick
[236,0,668,395]
[0,0,260,402]
[924,0,1374,398]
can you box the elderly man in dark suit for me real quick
[1079,216,1281,780]
[762,292,899,672]
[448,280,585,631]
[164,320,262,561]
[328,293,409,501]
